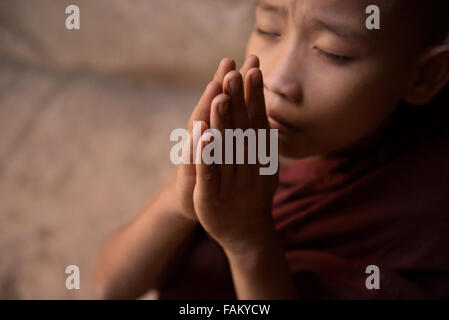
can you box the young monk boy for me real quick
[92,0,449,299]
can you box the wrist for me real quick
[156,173,199,228]
[161,188,198,228]
[222,224,282,262]
[224,229,298,300]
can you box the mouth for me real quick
[267,114,300,133]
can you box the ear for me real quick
[404,44,449,106]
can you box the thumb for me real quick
[195,129,220,197]
[176,121,207,218]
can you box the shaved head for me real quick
[391,0,449,48]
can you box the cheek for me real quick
[246,34,273,66]
[301,64,401,150]
[246,34,259,57]
[246,36,406,157]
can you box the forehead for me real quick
[256,0,396,25]
[256,0,399,40]
[257,0,395,13]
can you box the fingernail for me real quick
[229,77,241,94]
[218,101,228,116]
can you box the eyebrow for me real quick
[309,17,367,41]
[256,0,288,17]
[256,1,368,41]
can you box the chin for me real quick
[278,140,318,160]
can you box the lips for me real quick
[264,91,301,133]
[267,113,300,133]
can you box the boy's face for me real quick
[247,0,414,159]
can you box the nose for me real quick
[262,46,303,104]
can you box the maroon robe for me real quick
[159,93,449,299]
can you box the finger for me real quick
[196,128,220,197]
[242,68,269,182]
[239,55,260,79]
[176,135,196,217]
[210,93,233,191]
[188,58,235,130]
[213,57,236,85]
[223,72,254,183]
[223,71,249,130]
[188,81,222,132]
[180,120,208,178]
[244,68,276,177]
[244,68,270,130]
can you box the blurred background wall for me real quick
[0,0,256,299]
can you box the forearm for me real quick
[92,174,199,299]
[224,227,298,300]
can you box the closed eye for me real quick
[313,47,352,63]
[256,28,281,39]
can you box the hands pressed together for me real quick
[92,56,297,300]
[175,55,280,257]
